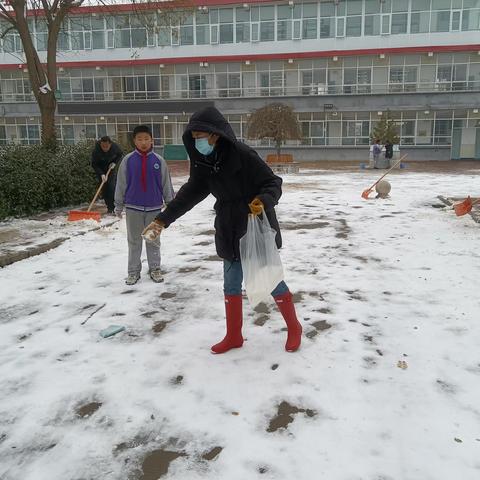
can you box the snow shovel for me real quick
[361,154,408,199]
[68,164,115,222]
[454,196,480,216]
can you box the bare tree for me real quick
[0,0,192,148]
[246,103,301,160]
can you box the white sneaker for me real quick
[149,269,163,283]
[125,273,140,285]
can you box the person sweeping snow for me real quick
[142,107,303,354]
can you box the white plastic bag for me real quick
[239,213,284,306]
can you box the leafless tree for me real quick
[0,0,192,148]
[246,103,301,159]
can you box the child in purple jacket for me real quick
[114,125,174,285]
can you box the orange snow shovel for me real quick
[454,196,480,216]
[68,164,115,222]
[361,154,408,199]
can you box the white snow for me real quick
[0,168,480,480]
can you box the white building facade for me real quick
[1,0,480,160]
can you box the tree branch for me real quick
[40,0,53,24]
[0,24,16,39]
[0,3,17,25]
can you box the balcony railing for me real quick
[1,81,479,103]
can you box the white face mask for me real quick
[195,137,214,155]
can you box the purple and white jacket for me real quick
[114,150,174,212]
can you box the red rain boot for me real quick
[211,295,244,354]
[274,291,302,352]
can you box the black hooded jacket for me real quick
[91,141,123,177]
[156,107,283,261]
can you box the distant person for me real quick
[114,125,174,285]
[384,140,394,161]
[91,136,123,214]
[372,139,382,169]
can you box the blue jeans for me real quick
[223,260,289,297]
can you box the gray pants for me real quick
[126,209,161,275]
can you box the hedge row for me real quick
[0,143,99,221]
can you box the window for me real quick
[411,12,430,33]
[336,17,346,37]
[431,11,451,32]
[452,64,467,90]
[347,0,362,15]
[451,10,461,30]
[344,68,357,93]
[146,76,160,99]
[277,5,292,40]
[0,126,7,145]
[302,3,317,39]
[412,0,431,11]
[434,119,452,145]
[437,65,452,82]
[346,16,361,36]
[364,15,380,35]
[34,20,48,51]
[180,13,194,45]
[189,75,206,98]
[219,8,233,43]
[391,13,408,34]
[358,68,372,93]
[392,0,409,12]
[92,17,105,49]
[320,1,335,17]
[381,14,391,34]
[259,6,275,41]
[196,11,210,45]
[462,9,480,30]
[19,125,40,145]
[365,0,379,14]
[320,17,335,37]
[62,125,75,145]
[293,19,302,39]
[158,27,171,46]
[131,28,147,47]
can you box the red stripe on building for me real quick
[1,44,479,71]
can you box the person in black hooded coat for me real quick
[143,107,302,354]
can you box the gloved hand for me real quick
[142,219,165,242]
[248,197,264,216]
[101,174,107,183]
[108,163,116,171]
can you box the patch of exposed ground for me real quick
[138,449,187,480]
[306,320,332,338]
[254,315,269,326]
[76,402,102,418]
[281,222,330,230]
[202,446,223,461]
[152,321,168,334]
[266,401,316,432]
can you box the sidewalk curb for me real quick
[0,218,120,268]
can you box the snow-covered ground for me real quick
[1,169,479,480]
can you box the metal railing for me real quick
[1,81,479,103]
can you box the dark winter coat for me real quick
[384,142,394,159]
[156,107,283,261]
[91,142,123,177]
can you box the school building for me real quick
[1,0,480,160]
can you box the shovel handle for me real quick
[367,154,408,191]
[87,164,115,212]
